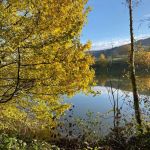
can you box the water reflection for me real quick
[96,73,150,96]
[62,70,150,136]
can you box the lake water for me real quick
[62,70,150,136]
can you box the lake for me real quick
[61,67,150,136]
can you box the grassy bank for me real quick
[1,130,150,150]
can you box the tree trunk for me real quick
[128,0,142,126]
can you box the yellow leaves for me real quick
[83,41,92,51]
[65,41,73,49]
[0,97,70,135]
[52,28,62,36]
[135,49,150,67]
[1,106,26,120]
[54,62,63,71]
[0,0,94,137]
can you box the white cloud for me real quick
[143,13,150,19]
[90,34,150,51]
[92,39,130,50]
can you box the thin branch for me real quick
[0,48,21,103]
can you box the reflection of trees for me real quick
[137,77,150,92]
[96,75,107,86]
[96,74,150,96]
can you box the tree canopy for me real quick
[98,53,108,66]
[0,0,94,103]
[0,0,94,135]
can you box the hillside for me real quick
[89,37,150,59]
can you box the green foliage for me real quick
[0,134,26,150]
[0,133,61,150]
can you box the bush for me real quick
[0,133,61,150]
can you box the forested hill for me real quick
[89,37,150,59]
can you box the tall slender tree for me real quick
[127,0,142,126]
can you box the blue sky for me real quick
[81,0,150,50]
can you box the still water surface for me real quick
[62,73,150,135]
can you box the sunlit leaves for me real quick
[0,0,94,136]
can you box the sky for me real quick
[81,0,150,50]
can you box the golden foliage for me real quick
[135,50,150,67]
[99,53,108,66]
[0,0,94,136]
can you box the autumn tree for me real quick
[99,53,108,67]
[0,0,94,103]
[135,46,150,68]
[0,0,94,136]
